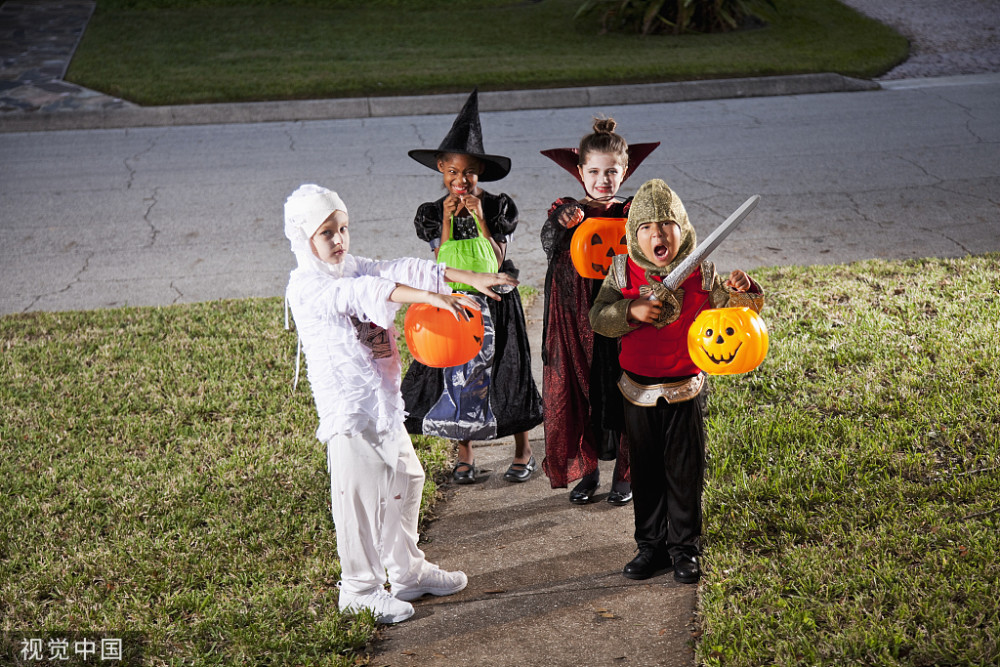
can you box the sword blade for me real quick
[661,194,760,291]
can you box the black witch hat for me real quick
[539,142,660,187]
[408,89,512,182]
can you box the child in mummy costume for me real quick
[283,184,517,622]
[589,179,764,583]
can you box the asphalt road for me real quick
[2,73,998,316]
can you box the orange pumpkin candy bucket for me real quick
[403,299,485,368]
[570,217,628,279]
[687,307,769,375]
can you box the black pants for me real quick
[623,382,706,559]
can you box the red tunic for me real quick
[619,259,709,377]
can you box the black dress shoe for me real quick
[569,480,598,505]
[452,461,476,485]
[503,455,536,483]
[606,489,632,506]
[622,546,671,580]
[673,554,701,584]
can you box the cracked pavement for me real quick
[1,75,999,315]
[0,0,998,318]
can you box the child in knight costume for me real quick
[589,179,764,583]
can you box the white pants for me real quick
[327,424,429,596]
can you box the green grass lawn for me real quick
[2,257,997,665]
[700,255,1000,666]
[0,299,449,665]
[66,0,908,105]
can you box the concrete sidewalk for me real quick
[369,294,698,667]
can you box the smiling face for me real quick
[688,307,770,375]
[636,219,681,267]
[437,153,483,198]
[577,151,625,201]
[310,210,349,264]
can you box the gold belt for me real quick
[618,373,704,407]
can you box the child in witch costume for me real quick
[284,185,517,622]
[589,179,764,583]
[539,118,659,506]
[401,89,544,485]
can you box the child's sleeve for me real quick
[305,274,401,331]
[414,202,443,250]
[589,269,634,338]
[360,256,449,295]
[485,193,518,243]
[706,262,765,312]
[540,197,581,260]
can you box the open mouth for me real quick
[653,243,670,261]
[702,342,742,364]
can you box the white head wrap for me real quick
[284,184,348,245]
[282,185,354,387]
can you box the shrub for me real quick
[576,0,775,35]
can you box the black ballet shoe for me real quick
[569,479,598,505]
[606,489,633,506]
[503,455,536,483]
[452,461,477,485]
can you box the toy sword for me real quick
[660,194,761,291]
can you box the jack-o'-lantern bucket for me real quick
[404,299,484,368]
[687,307,769,375]
[570,217,627,279]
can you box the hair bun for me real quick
[592,117,617,135]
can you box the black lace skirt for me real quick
[401,287,543,440]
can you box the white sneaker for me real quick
[338,588,415,624]
[392,565,468,602]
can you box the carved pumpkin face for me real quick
[570,217,627,279]
[687,307,769,375]
[404,299,484,368]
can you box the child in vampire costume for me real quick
[589,179,764,583]
[539,117,659,506]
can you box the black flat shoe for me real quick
[673,554,701,584]
[569,480,598,505]
[503,455,536,483]
[452,461,476,485]
[622,546,671,580]
[606,489,632,506]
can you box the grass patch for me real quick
[1,298,451,665]
[699,254,1000,666]
[4,258,995,664]
[66,0,908,105]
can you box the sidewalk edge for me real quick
[0,74,879,133]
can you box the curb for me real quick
[0,73,879,133]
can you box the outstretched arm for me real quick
[389,285,481,321]
[443,268,518,301]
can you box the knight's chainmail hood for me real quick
[625,178,696,277]
[593,179,765,335]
